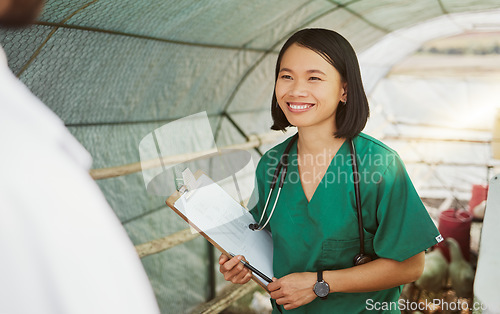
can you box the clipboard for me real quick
[166,170,274,291]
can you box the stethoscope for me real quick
[249,133,372,266]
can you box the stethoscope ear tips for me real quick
[249,223,259,231]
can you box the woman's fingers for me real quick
[270,289,284,300]
[220,255,242,272]
[232,265,252,284]
[223,259,245,281]
[218,254,252,284]
[218,253,229,265]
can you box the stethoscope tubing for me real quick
[348,139,366,255]
[255,187,282,231]
[253,134,298,231]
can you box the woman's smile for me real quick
[287,102,315,112]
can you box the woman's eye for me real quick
[309,76,322,81]
[280,75,292,80]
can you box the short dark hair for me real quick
[270,28,370,139]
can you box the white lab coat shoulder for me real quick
[0,46,160,314]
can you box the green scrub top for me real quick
[249,133,441,313]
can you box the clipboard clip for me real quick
[177,184,189,195]
[177,168,199,200]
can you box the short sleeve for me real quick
[373,155,441,262]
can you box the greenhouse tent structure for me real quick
[1,0,500,313]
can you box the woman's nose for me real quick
[288,80,308,97]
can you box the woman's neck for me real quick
[296,124,344,155]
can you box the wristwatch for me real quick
[313,270,330,300]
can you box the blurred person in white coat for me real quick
[0,1,160,313]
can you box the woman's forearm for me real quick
[324,252,424,293]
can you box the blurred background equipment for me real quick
[437,209,473,262]
[468,185,488,220]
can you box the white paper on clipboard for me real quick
[174,173,274,287]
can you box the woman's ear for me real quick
[341,82,348,102]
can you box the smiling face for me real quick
[275,43,347,132]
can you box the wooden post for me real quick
[90,132,285,180]
[135,228,199,258]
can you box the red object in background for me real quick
[436,209,472,262]
[468,184,488,213]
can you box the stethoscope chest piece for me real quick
[353,253,372,266]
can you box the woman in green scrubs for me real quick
[219,28,441,313]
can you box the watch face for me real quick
[313,281,330,298]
